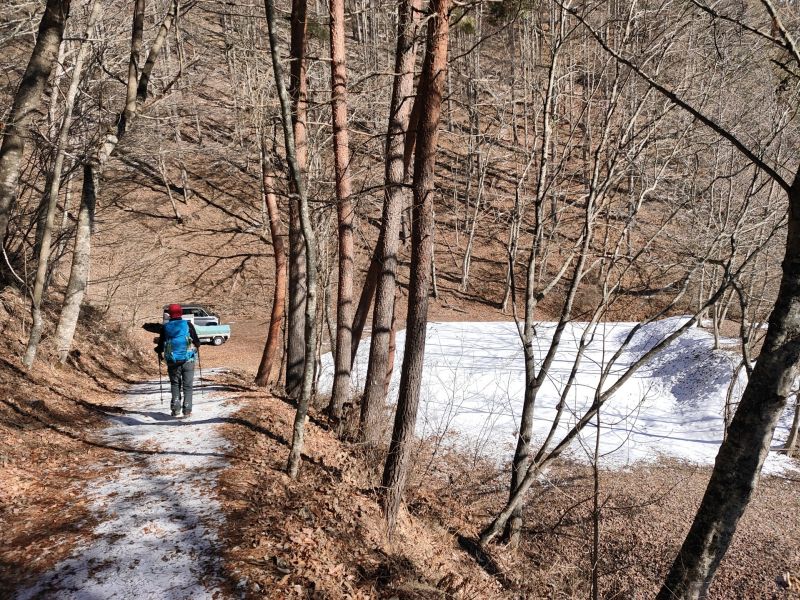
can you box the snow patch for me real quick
[319,319,798,475]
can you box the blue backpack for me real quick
[163,319,196,363]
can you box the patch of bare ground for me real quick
[0,287,151,592]
[217,385,800,599]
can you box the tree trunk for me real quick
[122,0,145,132]
[255,139,287,387]
[285,0,309,401]
[33,39,67,261]
[0,0,70,249]
[23,0,103,368]
[358,0,420,445]
[657,171,800,599]
[784,395,800,457]
[503,21,563,545]
[381,0,450,534]
[327,0,356,426]
[350,243,380,367]
[53,163,95,362]
[263,0,317,479]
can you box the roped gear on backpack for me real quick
[163,318,196,363]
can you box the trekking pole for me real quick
[157,356,164,405]
[197,352,203,400]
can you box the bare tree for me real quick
[285,0,309,400]
[478,5,800,597]
[263,0,318,479]
[23,0,103,368]
[382,0,451,534]
[255,135,287,387]
[327,0,356,426]
[53,0,178,362]
[358,0,421,445]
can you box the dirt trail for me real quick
[15,375,235,600]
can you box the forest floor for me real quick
[3,361,800,599]
[3,299,800,599]
[215,380,800,599]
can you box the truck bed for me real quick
[194,324,231,344]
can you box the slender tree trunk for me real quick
[122,0,145,130]
[657,171,800,599]
[23,0,103,368]
[255,139,287,386]
[53,0,177,361]
[52,171,74,268]
[460,150,487,291]
[0,0,71,249]
[358,0,420,444]
[327,0,356,425]
[33,39,67,261]
[285,0,309,400]
[784,395,800,457]
[350,243,380,367]
[503,21,563,545]
[54,163,95,361]
[381,0,450,534]
[263,0,317,479]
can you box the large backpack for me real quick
[163,319,196,363]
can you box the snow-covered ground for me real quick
[15,376,234,600]
[319,318,799,474]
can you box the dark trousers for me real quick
[167,360,195,414]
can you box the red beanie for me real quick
[168,303,182,318]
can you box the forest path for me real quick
[15,374,235,600]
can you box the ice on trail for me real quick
[318,318,798,474]
[16,376,235,600]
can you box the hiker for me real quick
[155,304,201,418]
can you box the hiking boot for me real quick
[171,410,180,417]
[183,411,192,418]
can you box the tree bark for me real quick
[54,163,96,362]
[381,0,449,534]
[0,0,71,250]
[33,39,67,262]
[23,0,103,368]
[121,0,145,134]
[358,0,420,445]
[285,0,309,401]
[327,0,356,426]
[350,243,380,367]
[263,0,317,479]
[255,139,287,387]
[657,171,800,599]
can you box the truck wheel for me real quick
[212,336,224,346]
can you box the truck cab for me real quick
[162,304,220,327]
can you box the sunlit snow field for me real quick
[318,318,798,475]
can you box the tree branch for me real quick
[560,1,792,193]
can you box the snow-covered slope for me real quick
[318,318,798,474]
